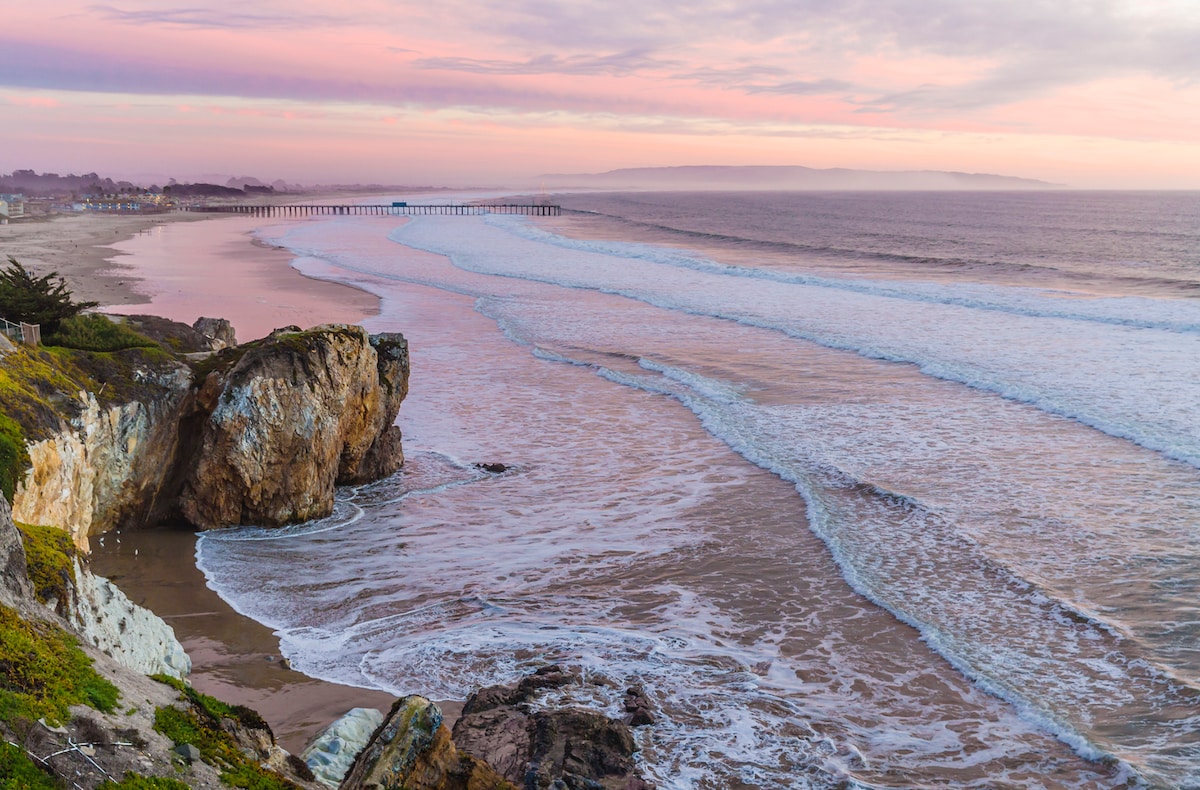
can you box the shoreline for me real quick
[95,214,380,342]
[88,528,398,754]
[0,211,215,307]
[3,209,401,755]
[0,208,384,343]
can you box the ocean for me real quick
[191,190,1200,788]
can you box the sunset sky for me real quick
[4,0,1200,188]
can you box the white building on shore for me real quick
[0,193,26,222]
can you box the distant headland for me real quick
[538,165,1064,191]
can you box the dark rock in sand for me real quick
[622,687,656,727]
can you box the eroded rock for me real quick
[117,314,213,353]
[179,324,409,528]
[0,495,34,609]
[192,317,237,350]
[303,706,386,787]
[341,696,515,790]
[453,666,655,790]
[14,375,192,551]
[71,558,191,679]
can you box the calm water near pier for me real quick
[184,190,1200,788]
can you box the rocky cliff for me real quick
[180,325,409,528]
[14,382,192,551]
[0,492,318,789]
[4,319,408,542]
[0,496,34,610]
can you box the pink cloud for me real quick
[2,1,1200,186]
[5,94,61,108]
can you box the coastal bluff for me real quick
[8,319,409,544]
[0,315,659,790]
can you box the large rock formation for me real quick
[342,669,654,790]
[341,696,515,790]
[7,320,408,540]
[179,325,409,528]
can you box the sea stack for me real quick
[179,324,409,528]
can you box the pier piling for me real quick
[177,203,561,217]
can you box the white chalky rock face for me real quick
[301,706,387,787]
[15,370,191,552]
[71,559,191,679]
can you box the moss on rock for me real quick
[151,676,297,790]
[0,342,187,445]
[13,521,75,609]
[0,413,29,504]
[0,346,95,441]
[0,604,119,726]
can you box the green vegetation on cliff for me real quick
[46,314,160,353]
[0,413,28,503]
[0,741,59,790]
[0,258,178,503]
[151,676,297,790]
[0,604,119,726]
[150,674,268,733]
[14,521,75,608]
[0,343,180,444]
[0,346,93,441]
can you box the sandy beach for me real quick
[88,529,397,754]
[2,209,396,754]
[0,212,214,307]
[0,210,380,342]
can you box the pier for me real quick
[177,203,560,217]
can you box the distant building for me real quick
[74,195,168,213]
[0,193,26,220]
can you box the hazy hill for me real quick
[538,165,1061,191]
[0,169,137,196]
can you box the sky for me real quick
[3,0,1200,188]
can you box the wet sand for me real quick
[0,212,213,307]
[99,215,379,342]
[88,529,397,754]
